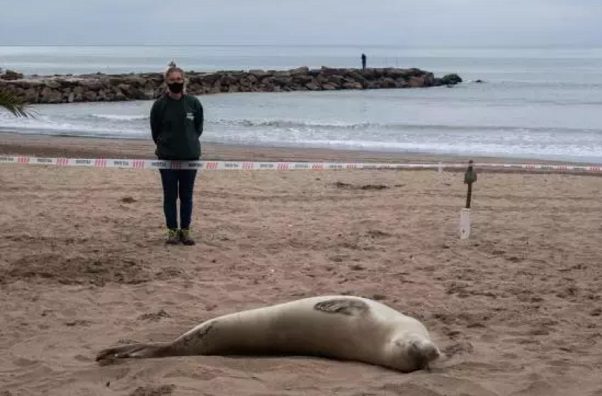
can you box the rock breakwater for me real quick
[0,67,462,104]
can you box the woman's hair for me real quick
[164,60,185,80]
[163,61,186,94]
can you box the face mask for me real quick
[168,82,184,94]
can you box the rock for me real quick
[407,68,424,76]
[394,79,409,88]
[23,87,39,102]
[440,73,463,85]
[200,74,219,85]
[342,82,363,90]
[0,69,24,80]
[83,91,98,101]
[315,75,328,84]
[346,71,364,81]
[249,69,271,79]
[221,74,238,85]
[373,68,386,77]
[381,77,397,88]
[326,75,345,85]
[361,69,376,78]
[125,76,147,87]
[273,76,292,85]
[292,75,313,84]
[320,67,345,76]
[45,80,61,89]
[80,79,104,90]
[384,68,407,78]
[407,76,425,88]
[40,87,63,103]
[290,66,309,75]
[237,77,252,88]
[422,72,436,86]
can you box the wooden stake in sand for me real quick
[460,160,477,239]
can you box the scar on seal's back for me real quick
[313,298,369,316]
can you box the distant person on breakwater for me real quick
[150,61,204,245]
[361,53,367,70]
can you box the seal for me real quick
[96,295,440,372]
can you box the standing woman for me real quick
[150,62,204,245]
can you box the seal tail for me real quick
[96,342,171,365]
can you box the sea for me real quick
[1,45,601,164]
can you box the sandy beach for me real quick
[0,133,601,396]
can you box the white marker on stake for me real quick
[459,208,471,239]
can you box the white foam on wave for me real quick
[90,114,149,121]
[294,139,602,163]
[0,111,147,138]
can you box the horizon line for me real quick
[1,43,601,50]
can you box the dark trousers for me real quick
[159,169,198,230]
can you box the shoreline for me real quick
[1,131,598,169]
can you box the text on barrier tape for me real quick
[0,156,601,173]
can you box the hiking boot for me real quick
[165,228,180,245]
[179,229,196,246]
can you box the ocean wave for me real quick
[2,111,600,137]
[212,118,602,135]
[89,114,149,121]
[209,136,602,163]
[0,119,145,138]
[214,119,364,129]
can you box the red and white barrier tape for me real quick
[0,155,601,173]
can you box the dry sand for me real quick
[0,134,601,396]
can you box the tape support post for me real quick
[0,155,601,173]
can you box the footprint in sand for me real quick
[442,341,474,358]
[129,384,175,396]
[137,309,171,322]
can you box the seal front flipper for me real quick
[96,342,172,364]
[313,298,369,316]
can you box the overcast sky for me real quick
[1,0,601,47]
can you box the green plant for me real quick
[0,90,32,117]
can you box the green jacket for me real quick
[150,94,204,160]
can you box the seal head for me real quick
[387,333,441,372]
